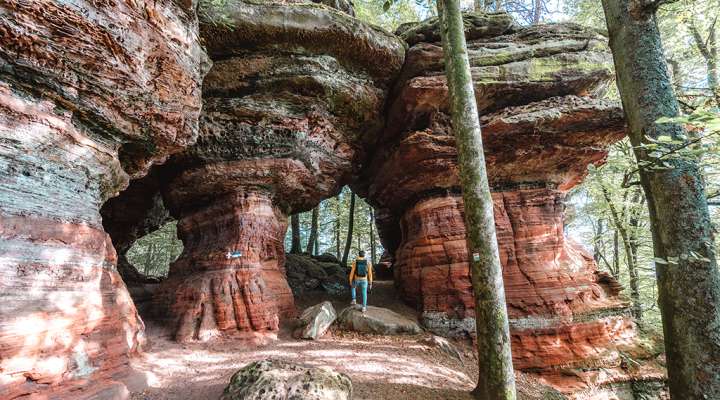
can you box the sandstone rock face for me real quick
[0,1,208,397]
[151,0,406,342]
[354,13,654,395]
[221,359,353,400]
[337,306,423,335]
[295,301,338,340]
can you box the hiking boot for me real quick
[351,299,357,306]
[362,306,367,313]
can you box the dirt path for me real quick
[130,281,478,400]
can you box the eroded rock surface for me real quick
[151,0,406,342]
[354,13,660,395]
[0,0,208,397]
[221,359,352,400]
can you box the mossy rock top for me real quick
[199,0,406,84]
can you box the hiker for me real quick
[349,250,373,312]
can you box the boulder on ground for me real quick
[294,301,337,340]
[220,359,352,400]
[337,306,423,335]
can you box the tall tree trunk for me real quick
[600,184,643,323]
[437,0,516,398]
[593,219,604,265]
[626,189,644,323]
[602,2,720,397]
[290,214,301,254]
[306,207,319,254]
[688,18,719,105]
[370,208,377,266]
[335,197,341,257]
[532,0,542,24]
[341,192,356,266]
[612,229,620,278]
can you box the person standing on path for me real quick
[349,250,373,312]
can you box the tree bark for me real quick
[370,208,377,266]
[688,18,719,105]
[306,207,319,255]
[341,192,356,266]
[436,0,516,398]
[335,197,341,257]
[600,184,643,323]
[612,228,620,278]
[290,214,301,254]
[532,0,542,24]
[602,2,720,397]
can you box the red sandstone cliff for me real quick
[0,0,208,397]
[354,14,663,396]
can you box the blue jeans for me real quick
[351,279,368,307]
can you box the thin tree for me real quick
[341,192,356,266]
[602,1,720,397]
[290,214,301,254]
[437,0,516,398]
[370,208,377,266]
[306,207,319,255]
[335,196,342,257]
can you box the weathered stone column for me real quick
[155,191,294,342]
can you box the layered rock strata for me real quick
[355,13,658,394]
[152,0,406,342]
[0,1,208,397]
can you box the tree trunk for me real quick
[370,208,377,266]
[600,184,643,323]
[593,219,604,265]
[688,18,719,105]
[341,192,356,266]
[335,197,341,257]
[290,214,301,254]
[602,2,720,397]
[532,0,542,24]
[436,0,516,398]
[306,207,319,254]
[626,189,644,323]
[612,229,620,278]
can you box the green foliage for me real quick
[284,187,384,263]
[355,0,427,30]
[126,221,183,277]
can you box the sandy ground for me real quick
[129,281,479,400]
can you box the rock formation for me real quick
[101,169,172,285]
[0,1,208,398]
[220,359,353,400]
[150,0,406,342]
[355,13,660,395]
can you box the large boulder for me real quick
[294,301,337,340]
[337,306,423,335]
[220,359,352,400]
